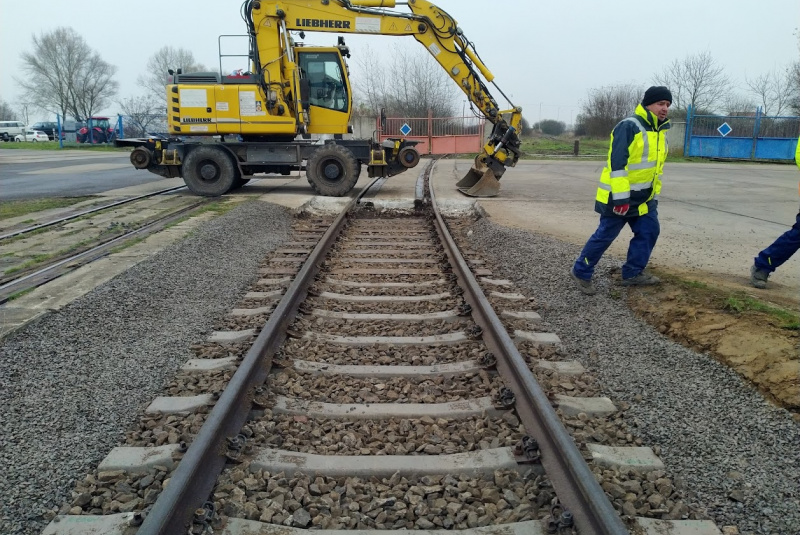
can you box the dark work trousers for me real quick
[572,209,660,280]
[754,211,800,273]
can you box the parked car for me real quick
[15,130,50,142]
[0,120,26,142]
[30,121,61,141]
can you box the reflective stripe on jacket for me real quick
[595,104,670,217]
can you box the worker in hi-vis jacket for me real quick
[570,86,672,296]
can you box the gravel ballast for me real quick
[0,200,293,535]
[2,199,797,535]
[463,217,800,535]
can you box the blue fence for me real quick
[48,114,126,146]
[10,114,162,146]
[684,106,799,161]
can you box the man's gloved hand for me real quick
[612,204,630,216]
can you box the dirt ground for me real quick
[623,268,799,416]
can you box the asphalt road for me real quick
[0,148,160,200]
[437,158,800,299]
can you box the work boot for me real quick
[620,272,661,286]
[750,265,769,289]
[570,268,596,295]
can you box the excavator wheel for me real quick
[182,146,237,197]
[455,157,501,197]
[306,144,359,196]
[129,147,153,170]
[397,146,420,169]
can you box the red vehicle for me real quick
[76,117,116,144]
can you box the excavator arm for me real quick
[249,0,522,196]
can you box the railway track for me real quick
[41,162,724,535]
[0,187,206,304]
[0,186,187,242]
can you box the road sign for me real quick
[717,122,732,137]
[400,123,411,136]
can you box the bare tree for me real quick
[791,62,800,115]
[16,102,33,126]
[0,98,15,120]
[722,93,756,115]
[576,83,641,137]
[117,95,164,136]
[789,31,800,115]
[519,116,531,136]
[352,44,458,117]
[70,53,119,122]
[352,47,392,115]
[654,51,729,114]
[746,69,795,116]
[16,27,118,122]
[138,46,207,109]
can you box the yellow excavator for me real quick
[117,0,522,197]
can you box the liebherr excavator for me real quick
[117,0,522,197]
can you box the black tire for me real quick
[398,146,420,168]
[306,144,359,196]
[182,146,237,196]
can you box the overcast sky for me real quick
[1,0,798,123]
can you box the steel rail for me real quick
[427,163,628,535]
[0,199,206,304]
[137,178,384,535]
[0,185,187,241]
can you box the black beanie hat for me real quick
[642,86,672,107]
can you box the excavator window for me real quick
[298,52,348,113]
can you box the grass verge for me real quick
[665,271,800,330]
[722,294,799,329]
[0,197,98,220]
[0,142,125,152]
[519,136,608,158]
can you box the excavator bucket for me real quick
[456,158,501,197]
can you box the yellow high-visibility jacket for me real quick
[795,135,800,197]
[796,135,800,170]
[595,104,670,217]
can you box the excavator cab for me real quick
[296,49,352,134]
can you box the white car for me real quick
[15,130,50,142]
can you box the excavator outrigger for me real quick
[117,0,522,197]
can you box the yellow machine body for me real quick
[168,45,353,138]
[128,0,522,198]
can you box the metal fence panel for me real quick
[685,107,800,161]
[380,114,485,155]
[687,136,754,159]
[23,115,129,147]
